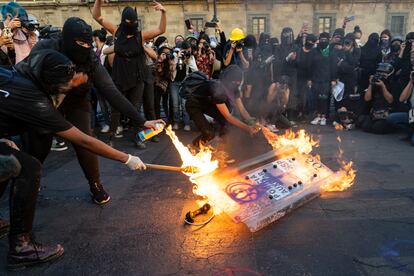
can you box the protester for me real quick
[21,17,164,205]
[185,65,258,147]
[92,0,166,148]
[0,50,150,270]
[380,29,392,60]
[358,33,382,93]
[223,28,249,69]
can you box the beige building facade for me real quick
[2,0,414,41]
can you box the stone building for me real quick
[2,0,414,41]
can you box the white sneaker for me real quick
[114,126,123,138]
[311,117,321,125]
[172,123,180,130]
[183,125,191,131]
[100,124,110,133]
[320,117,327,126]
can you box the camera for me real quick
[236,41,244,49]
[205,22,217,28]
[21,20,36,32]
[182,51,191,58]
[166,53,175,60]
[370,73,384,85]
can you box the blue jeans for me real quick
[170,81,190,125]
[387,112,414,145]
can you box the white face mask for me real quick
[92,41,97,49]
[34,30,40,37]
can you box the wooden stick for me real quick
[145,164,185,172]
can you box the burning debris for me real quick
[165,125,356,231]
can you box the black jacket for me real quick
[21,38,146,127]
[309,47,338,82]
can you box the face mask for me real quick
[92,41,96,48]
[62,17,93,64]
[355,39,361,45]
[121,7,138,35]
[381,38,389,48]
[318,41,329,49]
[391,44,401,53]
[304,41,314,50]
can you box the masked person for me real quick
[358,63,395,134]
[185,65,258,147]
[335,33,361,129]
[309,32,338,126]
[279,27,299,121]
[20,17,164,205]
[380,29,392,61]
[292,33,317,118]
[0,25,15,65]
[358,33,382,94]
[354,26,363,47]
[92,0,166,148]
[0,50,147,270]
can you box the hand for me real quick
[236,46,243,53]
[245,117,256,126]
[307,80,312,88]
[144,119,165,130]
[0,36,13,49]
[215,22,221,32]
[290,52,297,61]
[125,154,146,171]
[231,41,236,49]
[153,1,166,13]
[401,42,406,52]
[7,16,21,30]
[265,55,275,64]
[376,79,385,88]
[0,139,20,151]
[248,125,261,135]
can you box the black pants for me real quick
[0,143,41,235]
[23,100,100,185]
[358,115,394,134]
[111,81,145,132]
[154,85,169,120]
[143,78,156,121]
[313,81,331,116]
[186,97,227,146]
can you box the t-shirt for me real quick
[0,68,72,137]
[370,82,391,112]
[192,81,240,107]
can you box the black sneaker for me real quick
[90,182,110,205]
[0,218,10,239]
[8,233,64,270]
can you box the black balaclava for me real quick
[281,27,294,46]
[270,37,279,54]
[258,32,272,56]
[16,49,75,95]
[220,65,243,107]
[402,32,414,61]
[61,17,93,65]
[318,32,330,49]
[244,34,257,49]
[120,7,139,35]
[304,34,317,50]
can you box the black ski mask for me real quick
[120,7,139,35]
[61,17,93,65]
[281,27,294,46]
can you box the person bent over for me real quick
[185,65,258,147]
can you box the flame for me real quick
[165,126,218,180]
[335,123,344,130]
[261,126,356,192]
[261,127,319,155]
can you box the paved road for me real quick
[0,125,413,275]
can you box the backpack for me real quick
[179,71,209,99]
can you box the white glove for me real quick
[125,154,146,171]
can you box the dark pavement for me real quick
[0,125,413,275]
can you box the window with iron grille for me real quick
[189,18,204,32]
[389,15,406,36]
[252,17,266,36]
[313,13,336,35]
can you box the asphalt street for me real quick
[0,125,413,275]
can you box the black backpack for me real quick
[179,71,209,99]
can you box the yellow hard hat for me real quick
[229,28,246,41]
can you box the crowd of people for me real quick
[0,0,413,270]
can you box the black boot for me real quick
[0,218,10,239]
[8,233,64,270]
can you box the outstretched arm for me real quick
[142,2,167,41]
[92,0,117,35]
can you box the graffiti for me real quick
[225,182,265,204]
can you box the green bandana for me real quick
[320,46,330,57]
